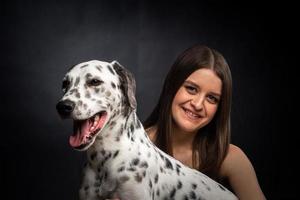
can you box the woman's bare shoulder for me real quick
[220,144,250,177]
[220,144,266,199]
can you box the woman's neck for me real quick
[171,124,197,152]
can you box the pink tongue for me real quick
[69,120,91,147]
[69,113,107,148]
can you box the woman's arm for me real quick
[221,144,266,200]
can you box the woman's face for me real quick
[171,68,222,134]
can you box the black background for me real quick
[0,0,295,199]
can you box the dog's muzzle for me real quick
[56,99,108,150]
[56,100,75,118]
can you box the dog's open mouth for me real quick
[69,111,107,149]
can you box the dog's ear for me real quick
[111,60,137,110]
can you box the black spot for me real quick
[107,65,115,75]
[156,189,160,197]
[111,82,116,88]
[100,161,105,167]
[119,175,130,183]
[113,150,119,158]
[67,65,76,72]
[136,120,142,129]
[142,171,146,177]
[149,180,153,188]
[85,73,92,79]
[84,185,89,191]
[94,181,101,187]
[127,130,130,138]
[104,152,112,161]
[219,184,226,191]
[139,161,148,168]
[170,188,176,198]
[160,166,164,173]
[105,91,111,97]
[159,152,165,160]
[131,158,140,166]
[183,195,189,200]
[90,152,97,160]
[96,174,102,181]
[117,166,125,172]
[192,183,197,189]
[134,173,143,182]
[74,77,80,86]
[95,88,100,93]
[154,174,159,183]
[83,162,88,167]
[109,120,116,126]
[80,64,88,68]
[189,191,196,199]
[130,124,134,132]
[96,65,102,72]
[176,164,181,175]
[69,88,78,95]
[127,167,136,171]
[85,91,91,98]
[177,180,182,189]
[165,158,173,170]
[103,171,108,180]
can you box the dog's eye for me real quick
[62,80,70,92]
[88,79,103,86]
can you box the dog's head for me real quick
[56,60,136,151]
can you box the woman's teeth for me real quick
[184,108,200,118]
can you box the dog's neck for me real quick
[86,109,151,167]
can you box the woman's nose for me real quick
[190,95,204,110]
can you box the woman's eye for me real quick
[88,79,103,86]
[207,95,219,104]
[185,85,197,94]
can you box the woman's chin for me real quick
[174,122,200,134]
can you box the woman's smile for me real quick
[182,107,203,121]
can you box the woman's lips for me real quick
[182,107,203,120]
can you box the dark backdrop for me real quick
[0,0,294,199]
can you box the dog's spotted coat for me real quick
[56,60,238,200]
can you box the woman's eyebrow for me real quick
[184,80,199,88]
[210,92,221,97]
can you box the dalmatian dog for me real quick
[56,60,238,200]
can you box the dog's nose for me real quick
[56,100,75,117]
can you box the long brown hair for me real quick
[143,44,232,180]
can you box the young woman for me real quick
[143,44,266,199]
